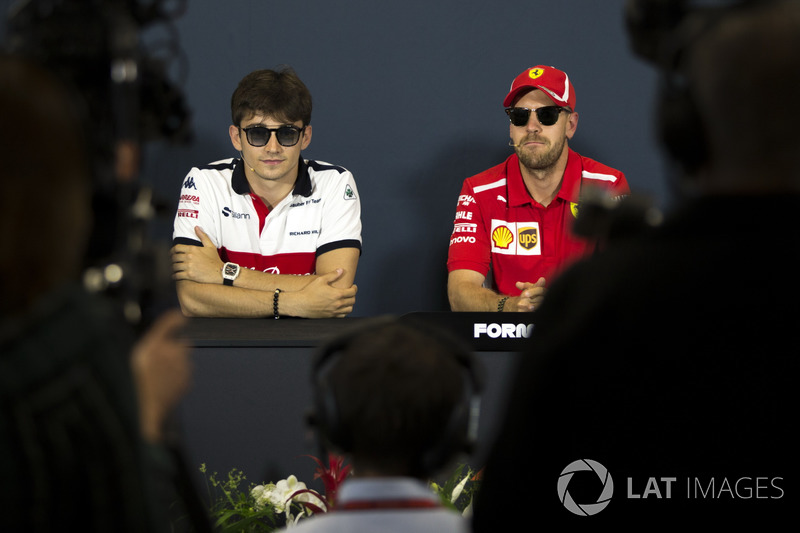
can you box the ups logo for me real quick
[518,227,538,250]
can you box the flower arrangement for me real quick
[199,454,351,532]
[200,456,482,531]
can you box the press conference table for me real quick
[181,312,535,350]
[177,313,533,489]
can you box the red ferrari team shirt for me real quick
[447,149,629,296]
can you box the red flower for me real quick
[291,454,353,513]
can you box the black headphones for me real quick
[308,316,483,477]
[626,0,761,176]
[656,72,707,179]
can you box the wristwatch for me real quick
[222,262,240,286]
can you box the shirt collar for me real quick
[556,148,583,203]
[231,157,312,198]
[337,477,439,505]
[507,148,582,206]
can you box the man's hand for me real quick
[287,269,358,318]
[171,227,224,284]
[171,226,359,318]
[505,277,547,312]
[131,310,192,443]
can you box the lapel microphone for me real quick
[240,151,255,172]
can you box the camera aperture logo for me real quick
[558,459,614,516]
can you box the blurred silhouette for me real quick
[473,0,800,527]
[5,0,193,325]
[291,317,483,532]
[0,55,206,532]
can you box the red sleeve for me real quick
[446,179,491,276]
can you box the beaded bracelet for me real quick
[497,296,509,312]
[273,288,282,319]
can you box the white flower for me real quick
[251,475,324,519]
[274,475,305,508]
[250,483,277,511]
[461,499,474,517]
[450,472,470,503]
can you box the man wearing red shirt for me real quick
[447,65,630,312]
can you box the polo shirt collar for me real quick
[556,149,583,204]
[337,477,439,504]
[231,157,313,198]
[506,148,582,206]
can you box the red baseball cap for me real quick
[503,65,576,110]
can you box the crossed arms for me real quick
[171,227,358,318]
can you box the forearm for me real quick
[448,279,505,312]
[176,278,354,319]
[450,283,534,313]
[269,288,346,319]
[176,280,276,318]
[233,249,359,292]
[235,267,317,292]
[448,268,538,312]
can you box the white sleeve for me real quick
[317,170,362,253]
[171,169,222,248]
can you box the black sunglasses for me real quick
[240,124,305,147]
[505,106,569,127]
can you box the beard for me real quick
[514,134,567,171]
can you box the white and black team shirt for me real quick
[172,157,362,276]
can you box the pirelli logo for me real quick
[490,220,541,255]
[454,223,477,234]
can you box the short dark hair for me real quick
[230,67,312,127]
[312,318,480,478]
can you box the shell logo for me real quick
[492,225,514,249]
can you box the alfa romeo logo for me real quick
[557,459,614,516]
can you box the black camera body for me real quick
[5,0,193,327]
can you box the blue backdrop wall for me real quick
[2,0,675,317]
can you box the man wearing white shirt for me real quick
[171,67,361,319]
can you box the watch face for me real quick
[224,263,239,277]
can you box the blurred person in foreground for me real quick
[473,0,800,527]
[283,318,483,532]
[0,54,202,532]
